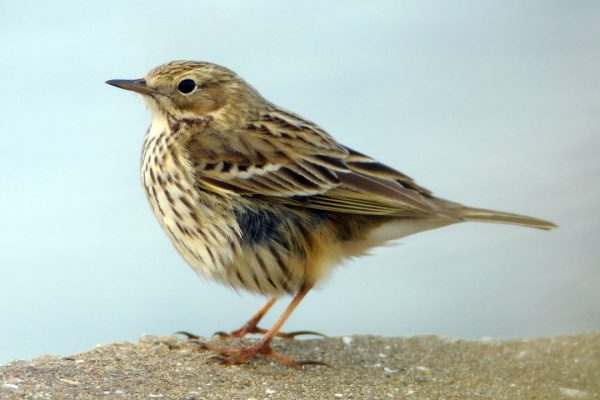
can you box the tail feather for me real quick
[452,205,557,230]
[429,198,557,230]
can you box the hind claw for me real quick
[175,331,202,340]
[278,330,327,340]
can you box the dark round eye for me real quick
[178,79,196,94]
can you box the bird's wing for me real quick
[187,110,439,216]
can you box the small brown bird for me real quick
[107,61,556,367]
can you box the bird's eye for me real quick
[178,79,197,94]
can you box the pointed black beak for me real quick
[106,79,154,95]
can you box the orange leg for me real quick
[213,296,324,340]
[214,296,277,338]
[195,284,327,368]
[177,295,324,341]
[177,297,278,340]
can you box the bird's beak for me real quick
[106,79,154,95]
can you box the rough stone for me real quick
[1,333,598,399]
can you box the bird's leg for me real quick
[176,300,275,341]
[212,295,325,340]
[177,295,324,341]
[213,296,277,339]
[196,283,327,368]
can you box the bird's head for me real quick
[107,61,263,126]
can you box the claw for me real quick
[213,327,326,341]
[175,331,202,340]
[277,330,327,340]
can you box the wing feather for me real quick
[186,110,441,217]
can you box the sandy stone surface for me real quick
[1,333,598,399]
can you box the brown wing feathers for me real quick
[184,108,557,230]
[186,112,441,217]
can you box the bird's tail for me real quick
[432,199,557,230]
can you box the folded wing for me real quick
[186,110,443,218]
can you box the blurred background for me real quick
[1,1,598,364]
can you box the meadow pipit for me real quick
[107,61,556,368]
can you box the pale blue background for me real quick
[1,1,598,364]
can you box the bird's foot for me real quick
[213,325,326,341]
[190,339,329,369]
